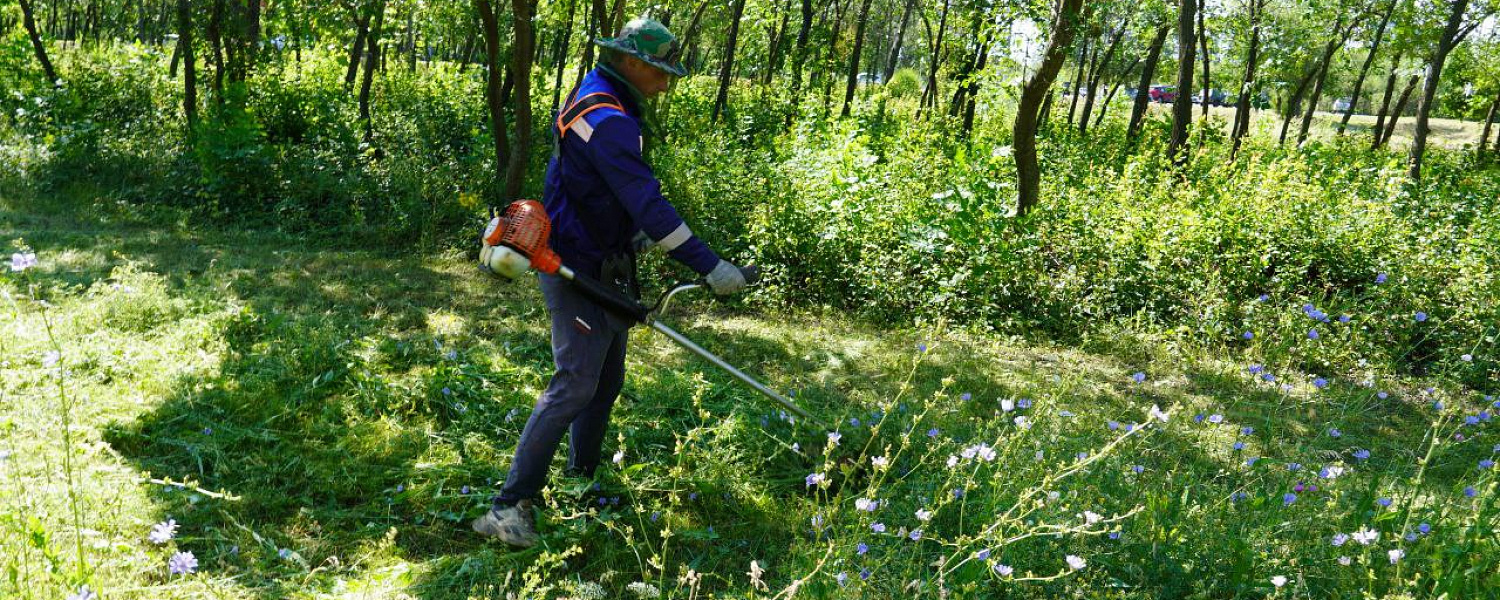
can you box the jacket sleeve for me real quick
[586,114,722,275]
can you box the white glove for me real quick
[705,260,747,296]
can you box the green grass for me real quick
[3,181,1498,599]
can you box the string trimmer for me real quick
[479,200,823,429]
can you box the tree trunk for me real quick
[552,0,577,112]
[209,0,225,102]
[1409,0,1471,179]
[1297,17,1350,146]
[179,0,197,129]
[1380,73,1420,149]
[477,0,509,188]
[713,0,747,122]
[1370,51,1401,149]
[18,0,59,85]
[883,0,914,83]
[171,31,183,77]
[920,0,950,115]
[949,10,990,119]
[960,28,995,137]
[1128,23,1170,140]
[1230,0,1263,156]
[1338,0,1394,134]
[1095,56,1139,130]
[1080,20,1125,136]
[1478,90,1499,155]
[359,0,386,143]
[1167,0,1196,164]
[1277,63,1317,145]
[841,0,875,117]
[502,0,535,200]
[763,0,790,86]
[820,0,851,115]
[1066,37,1090,126]
[575,0,605,92]
[1197,2,1209,127]
[345,8,371,89]
[1015,0,1088,217]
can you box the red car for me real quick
[1149,85,1177,103]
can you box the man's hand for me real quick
[706,260,748,295]
[632,231,655,253]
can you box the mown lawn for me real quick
[2,185,1497,600]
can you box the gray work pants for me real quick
[495,272,630,507]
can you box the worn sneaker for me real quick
[471,499,539,547]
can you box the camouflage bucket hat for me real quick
[595,18,688,77]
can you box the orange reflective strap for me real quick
[556,92,624,141]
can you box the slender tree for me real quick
[1338,0,1397,134]
[179,0,196,128]
[1479,89,1500,154]
[1014,0,1089,217]
[18,0,59,85]
[841,0,876,117]
[1230,0,1267,156]
[919,0,950,114]
[345,4,373,89]
[884,0,915,82]
[1297,15,1356,146]
[1167,0,1197,163]
[1409,0,1484,179]
[358,0,387,142]
[503,0,536,200]
[1370,49,1403,148]
[1196,0,1209,127]
[713,0,747,122]
[1380,72,1421,148]
[1128,23,1171,139]
[476,0,510,188]
[1080,17,1126,136]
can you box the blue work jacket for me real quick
[542,68,720,279]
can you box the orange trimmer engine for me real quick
[480,200,563,279]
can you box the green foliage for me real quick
[886,67,922,98]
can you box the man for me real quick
[472,17,750,547]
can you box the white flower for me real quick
[626,581,662,599]
[612,450,625,465]
[993,145,1013,158]
[1461,354,1473,362]
[1065,555,1086,570]
[10,252,37,272]
[1270,575,1287,588]
[1388,548,1404,564]
[1013,415,1030,429]
[42,350,60,368]
[1000,398,1015,412]
[1047,491,1061,502]
[993,563,1013,576]
[1351,527,1379,545]
[871,455,889,469]
[148,519,178,544]
[827,431,842,446]
[1321,465,1346,479]
[1082,511,1102,525]
[915,509,932,522]
[855,498,879,512]
[1148,404,1170,423]
[976,444,996,462]
[946,455,959,468]
[961,445,979,459]
[1338,556,1352,566]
